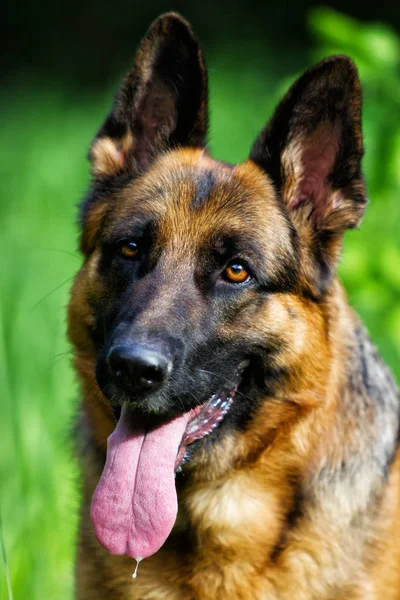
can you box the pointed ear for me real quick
[90,13,208,177]
[250,56,367,293]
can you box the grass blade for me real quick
[0,515,14,600]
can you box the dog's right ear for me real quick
[90,13,208,178]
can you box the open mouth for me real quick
[175,383,238,469]
[90,369,244,562]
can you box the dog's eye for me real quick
[119,240,140,259]
[222,261,251,284]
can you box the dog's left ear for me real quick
[90,12,208,177]
[250,56,367,293]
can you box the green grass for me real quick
[0,93,90,599]
[1,10,399,599]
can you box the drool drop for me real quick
[132,557,142,579]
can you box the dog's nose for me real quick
[107,344,173,393]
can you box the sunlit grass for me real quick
[1,11,399,598]
[0,94,93,598]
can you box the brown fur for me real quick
[68,13,400,600]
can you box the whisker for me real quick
[171,391,187,414]
[196,368,254,402]
[186,389,202,406]
[44,353,72,373]
[36,247,80,260]
[30,275,76,312]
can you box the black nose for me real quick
[107,344,173,394]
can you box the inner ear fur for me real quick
[89,12,208,178]
[250,56,367,294]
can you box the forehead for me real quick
[104,149,291,252]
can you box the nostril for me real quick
[138,375,156,390]
[107,346,132,377]
[141,361,167,383]
[135,352,172,388]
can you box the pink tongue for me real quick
[90,404,191,559]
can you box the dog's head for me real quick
[69,11,368,558]
[70,11,367,446]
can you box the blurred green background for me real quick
[1,1,400,598]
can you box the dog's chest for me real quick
[125,475,287,598]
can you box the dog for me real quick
[68,12,400,599]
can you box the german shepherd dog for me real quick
[68,12,400,599]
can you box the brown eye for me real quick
[223,262,251,284]
[119,241,140,259]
